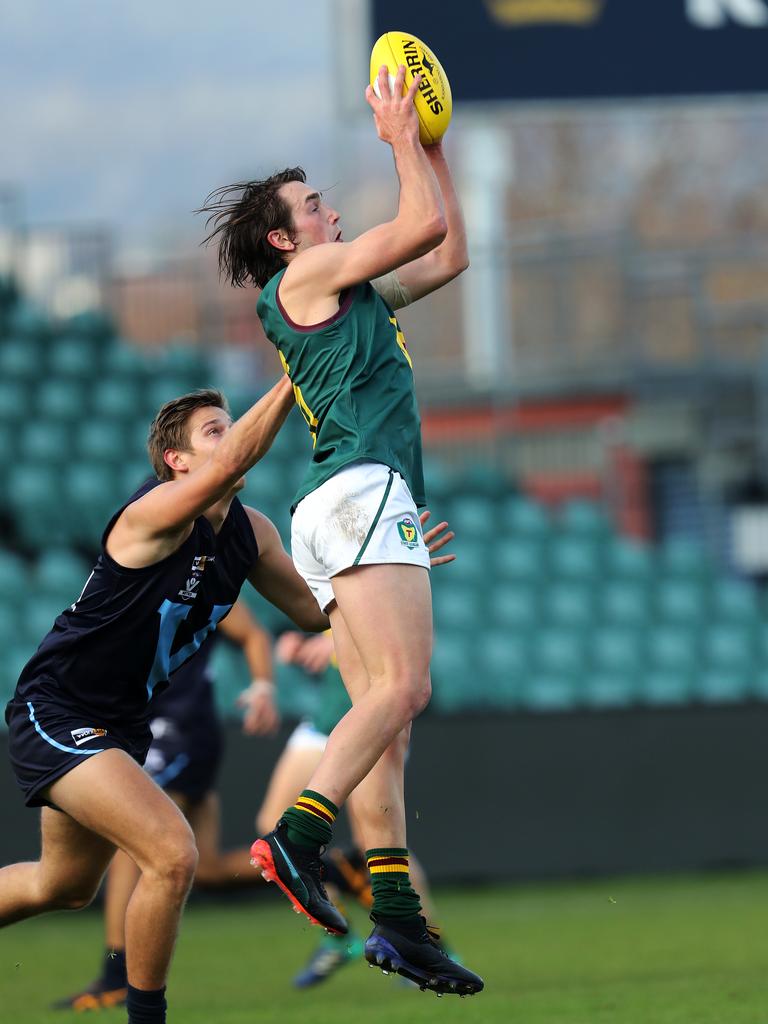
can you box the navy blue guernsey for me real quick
[13,480,258,728]
[150,633,219,728]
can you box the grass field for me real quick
[2,871,767,1023]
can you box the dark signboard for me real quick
[370,1,768,101]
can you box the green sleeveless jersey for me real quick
[257,269,425,510]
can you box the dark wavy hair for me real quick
[198,168,306,289]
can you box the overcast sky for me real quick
[0,1,361,251]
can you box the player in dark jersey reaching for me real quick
[52,599,277,1011]
[1,382,328,1024]
[199,65,483,996]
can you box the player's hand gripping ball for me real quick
[369,31,452,145]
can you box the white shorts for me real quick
[291,460,431,612]
[286,720,329,753]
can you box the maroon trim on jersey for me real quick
[275,281,355,334]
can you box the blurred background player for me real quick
[53,598,278,1011]
[257,512,462,989]
[201,65,483,996]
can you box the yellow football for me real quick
[369,31,453,146]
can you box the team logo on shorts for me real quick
[397,517,419,549]
[70,726,108,746]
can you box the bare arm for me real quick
[218,599,273,681]
[108,377,294,566]
[394,143,469,303]
[279,66,447,315]
[219,600,280,736]
[245,508,329,632]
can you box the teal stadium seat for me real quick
[600,581,651,625]
[120,460,154,496]
[422,457,459,504]
[0,380,30,422]
[695,669,751,704]
[34,549,90,603]
[656,579,706,624]
[432,585,484,631]
[499,496,551,537]
[710,579,759,622]
[445,539,489,585]
[47,336,98,379]
[544,581,594,626]
[659,538,707,578]
[583,671,638,709]
[36,379,86,422]
[128,419,152,460]
[19,421,70,464]
[444,495,496,536]
[496,538,543,582]
[0,643,34,703]
[101,341,153,379]
[548,536,601,580]
[533,627,585,675]
[75,421,126,461]
[641,669,693,706]
[488,583,539,628]
[145,375,203,414]
[647,626,699,672]
[91,378,144,420]
[591,626,643,673]
[21,596,69,647]
[520,674,579,712]
[702,624,754,671]
[431,635,474,712]
[475,630,526,708]
[64,464,121,543]
[0,550,29,591]
[558,499,609,536]
[605,537,654,580]
[7,466,68,546]
[0,336,42,381]
[7,298,49,338]
[0,424,12,469]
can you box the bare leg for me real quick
[256,744,324,836]
[188,791,261,886]
[303,563,432,808]
[104,850,141,950]
[0,807,115,926]
[44,750,198,991]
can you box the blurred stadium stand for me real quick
[3,274,768,724]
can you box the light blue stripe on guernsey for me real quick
[151,752,190,789]
[27,702,105,756]
[145,600,232,700]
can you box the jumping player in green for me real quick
[200,64,482,996]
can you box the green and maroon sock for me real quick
[366,848,422,920]
[282,790,337,848]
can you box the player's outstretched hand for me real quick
[365,64,422,146]
[420,509,455,567]
[237,681,280,736]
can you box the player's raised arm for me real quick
[244,508,330,633]
[280,65,447,303]
[392,142,468,303]
[110,377,294,555]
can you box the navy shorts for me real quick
[5,697,151,809]
[143,714,223,803]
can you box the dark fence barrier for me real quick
[2,706,767,881]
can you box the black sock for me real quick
[102,948,127,989]
[376,913,427,940]
[126,985,166,1024]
